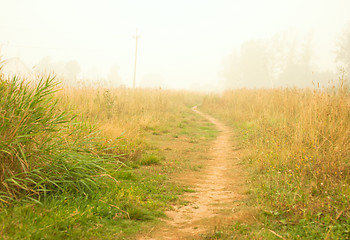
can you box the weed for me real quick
[139,154,163,166]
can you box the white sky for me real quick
[1,0,350,89]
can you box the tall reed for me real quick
[0,75,123,202]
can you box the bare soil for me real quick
[138,107,250,240]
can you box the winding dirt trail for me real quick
[139,107,248,240]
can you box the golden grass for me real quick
[56,87,204,159]
[201,79,350,222]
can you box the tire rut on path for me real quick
[139,106,248,240]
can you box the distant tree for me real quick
[267,31,314,87]
[221,40,272,89]
[221,50,241,88]
[238,39,271,88]
[222,32,333,89]
[277,34,314,87]
[335,23,350,74]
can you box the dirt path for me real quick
[139,106,248,240]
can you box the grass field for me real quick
[0,74,218,239]
[1,71,349,239]
[200,76,350,239]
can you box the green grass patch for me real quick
[139,154,164,166]
[0,164,185,239]
[0,76,125,202]
[0,75,186,239]
[176,114,218,141]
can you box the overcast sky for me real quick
[1,0,350,89]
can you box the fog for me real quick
[1,0,350,91]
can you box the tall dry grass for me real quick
[57,87,204,159]
[201,76,350,234]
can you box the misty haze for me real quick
[0,1,349,239]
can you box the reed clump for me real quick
[201,76,350,237]
[0,75,123,203]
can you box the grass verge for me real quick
[0,75,191,239]
[200,76,350,239]
[0,73,212,239]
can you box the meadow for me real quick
[0,70,349,239]
[200,75,350,239]
[0,74,211,239]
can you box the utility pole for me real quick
[133,29,140,88]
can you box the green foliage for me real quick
[139,154,163,166]
[0,75,123,202]
[0,166,184,239]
